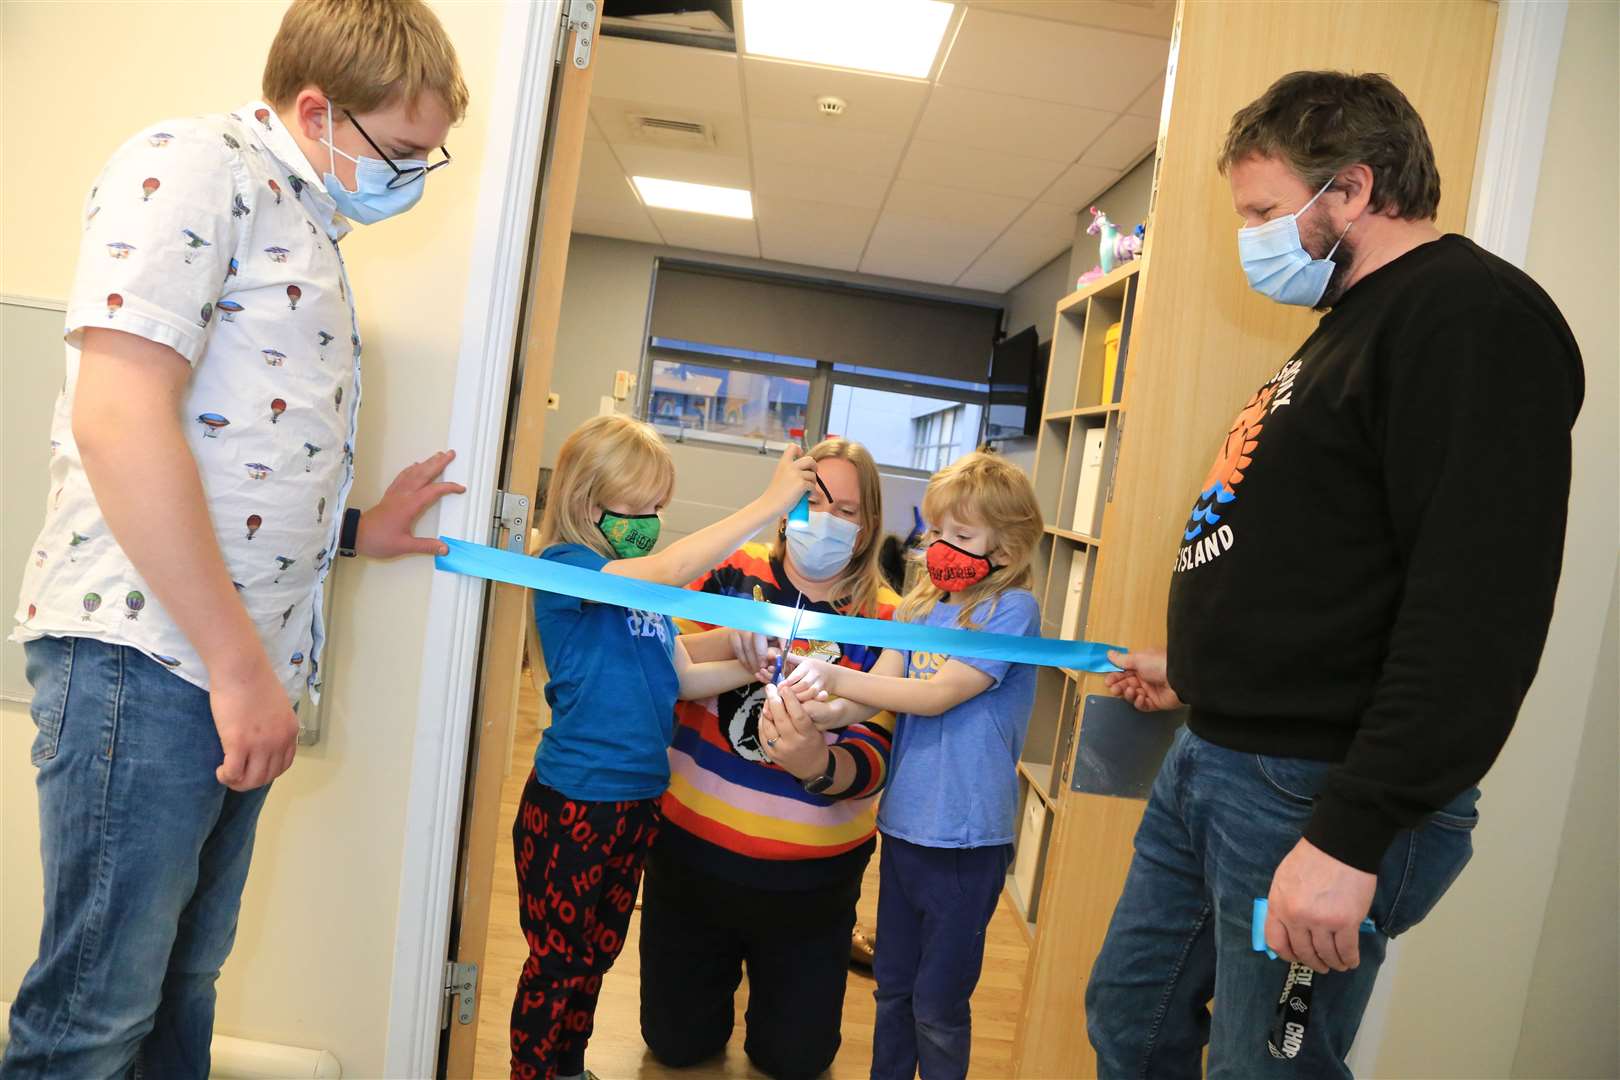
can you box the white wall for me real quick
[1,3,508,1075]
[545,234,1005,545]
[1359,2,1620,1075]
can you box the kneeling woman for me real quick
[639,438,898,1080]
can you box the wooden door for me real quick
[441,6,599,1076]
[1012,1,1498,1075]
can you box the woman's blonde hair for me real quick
[538,416,675,560]
[770,438,889,617]
[263,0,470,122]
[897,451,1044,629]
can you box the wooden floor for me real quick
[470,679,1030,1079]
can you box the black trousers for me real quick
[638,848,864,1080]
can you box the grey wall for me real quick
[543,234,1002,548]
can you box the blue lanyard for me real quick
[435,537,1123,672]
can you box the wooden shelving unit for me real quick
[1006,260,1141,926]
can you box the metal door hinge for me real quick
[1105,413,1125,505]
[493,489,530,552]
[562,0,598,69]
[443,961,478,1029]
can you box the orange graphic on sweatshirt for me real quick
[1183,384,1275,543]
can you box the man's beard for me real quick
[1302,210,1357,310]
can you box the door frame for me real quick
[382,0,1570,1074]
[385,2,564,1075]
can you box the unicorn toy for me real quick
[1088,206,1144,273]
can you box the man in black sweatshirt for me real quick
[1086,71,1583,1078]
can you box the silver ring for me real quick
[766,737,778,747]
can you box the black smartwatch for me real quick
[338,507,363,558]
[800,749,837,795]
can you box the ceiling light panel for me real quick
[741,0,954,79]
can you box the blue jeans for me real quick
[1086,728,1478,1079]
[3,637,270,1080]
[871,834,1012,1080]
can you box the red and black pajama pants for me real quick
[509,773,660,1080]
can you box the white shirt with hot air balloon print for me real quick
[12,103,362,704]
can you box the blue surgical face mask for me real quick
[785,510,860,581]
[1237,178,1353,307]
[322,101,427,225]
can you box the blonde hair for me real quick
[897,451,1044,629]
[263,0,470,122]
[769,438,888,617]
[539,416,676,560]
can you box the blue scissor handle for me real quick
[1251,898,1377,959]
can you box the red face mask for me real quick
[926,539,998,593]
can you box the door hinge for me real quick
[492,489,530,552]
[562,0,598,70]
[442,961,478,1029]
[1105,413,1125,505]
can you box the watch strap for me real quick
[338,507,362,557]
[801,749,837,795]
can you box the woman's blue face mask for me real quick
[1236,178,1354,308]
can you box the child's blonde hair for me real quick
[263,0,470,122]
[897,451,1044,629]
[768,438,888,617]
[538,416,675,561]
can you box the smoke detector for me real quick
[816,96,847,119]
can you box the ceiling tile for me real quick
[754,195,878,272]
[648,209,761,258]
[591,96,750,158]
[748,116,908,175]
[1042,162,1125,211]
[572,216,663,245]
[742,57,929,137]
[956,0,1175,38]
[749,156,892,211]
[913,84,1115,163]
[1126,72,1167,119]
[612,144,753,189]
[575,140,651,226]
[898,138,1066,200]
[883,179,1026,234]
[940,7,1172,114]
[955,202,1076,293]
[1079,113,1158,171]
[859,212,1001,285]
[591,36,743,115]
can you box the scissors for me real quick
[771,592,807,684]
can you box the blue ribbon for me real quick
[436,538,1123,671]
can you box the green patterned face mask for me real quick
[597,509,660,559]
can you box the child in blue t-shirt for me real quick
[511,414,815,1080]
[763,451,1045,1080]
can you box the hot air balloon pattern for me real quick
[26,603,36,623]
[281,604,295,629]
[351,333,361,360]
[181,230,211,263]
[222,133,241,151]
[268,179,282,205]
[287,174,305,198]
[245,462,273,480]
[246,514,262,540]
[306,220,317,236]
[317,330,335,361]
[197,412,229,438]
[82,593,102,620]
[142,177,161,202]
[226,256,240,280]
[262,348,286,367]
[35,549,47,568]
[317,497,326,524]
[106,241,135,259]
[264,246,290,264]
[274,556,296,583]
[303,443,323,472]
[334,386,343,412]
[85,206,101,226]
[216,300,244,322]
[153,654,182,668]
[270,397,287,423]
[254,108,272,130]
[69,532,91,561]
[125,591,146,620]
[231,193,251,218]
[107,293,123,318]
[199,302,213,327]
[148,132,174,148]
[290,651,305,671]
[287,285,301,310]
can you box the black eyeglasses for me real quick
[344,109,451,190]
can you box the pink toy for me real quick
[1087,206,1144,273]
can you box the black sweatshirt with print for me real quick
[1166,234,1584,872]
